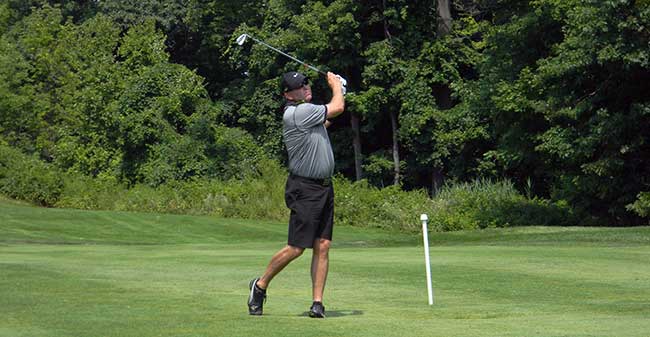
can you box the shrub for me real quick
[0,145,64,206]
[63,158,289,220]
[334,178,432,231]
[56,174,127,210]
[0,144,578,232]
[429,179,577,231]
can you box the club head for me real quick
[236,34,248,46]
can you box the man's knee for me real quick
[316,239,331,254]
[287,245,305,258]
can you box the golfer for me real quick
[248,71,345,318]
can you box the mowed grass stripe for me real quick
[1,200,650,337]
[336,246,649,313]
[2,245,650,337]
[0,202,288,245]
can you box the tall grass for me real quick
[1,144,576,231]
[430,179,577,231]
[334,178,432,230]
[57,158,288,221]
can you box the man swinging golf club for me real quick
[248,71,345,318]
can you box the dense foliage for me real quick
[1,143,572,231]
[1,1,648,226]
[0,4,267,186]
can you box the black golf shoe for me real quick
[247,278,266,315]
[309,301,326,318]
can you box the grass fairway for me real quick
[1,199,650,337]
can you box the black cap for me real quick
[281,71,308,92]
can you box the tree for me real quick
[3,0,648,225]
[353,40,404,185]
[352,0,438,184]
[0,5,267,185]
[474,0,650,224]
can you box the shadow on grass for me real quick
[299,310,364,318]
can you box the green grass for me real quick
[1,199,650,337]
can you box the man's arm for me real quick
[325,72,345,119]
[324,120,332,128]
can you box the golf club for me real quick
[236,33,347,93]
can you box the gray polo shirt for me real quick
[283,103,334,179]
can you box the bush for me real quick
[57,158,289,220]
[429,179,577,231]
[56,174,127,210]
[0,145,64,206]
[334,178,432,231]
[0,144,578,231]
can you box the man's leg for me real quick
[309,238,330,318]
[248,245,304,315]
[257,245,305,289]
[311,238,330,302]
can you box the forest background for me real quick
[1,0,649,230]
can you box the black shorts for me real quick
[285,174,334,248]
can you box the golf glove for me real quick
[336,74,347,96]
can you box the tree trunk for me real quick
[350,113,363,181]
[383,0,400,186]
[383,0,392,39]
[389,110,400,185]
[432,168,445,194]
[437,0,452,36]
[433,0,453,187]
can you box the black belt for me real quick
[290,174,332,186]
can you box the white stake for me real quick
[420,214,434,305]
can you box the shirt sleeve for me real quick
[294,103,327,129]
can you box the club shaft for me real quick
[248,35,326,76]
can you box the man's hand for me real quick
[326,72,342,92]
[327,73,347,96]
[325,72,345,118]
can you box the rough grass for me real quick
[2,143,577,231]
[1,199,649,337]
